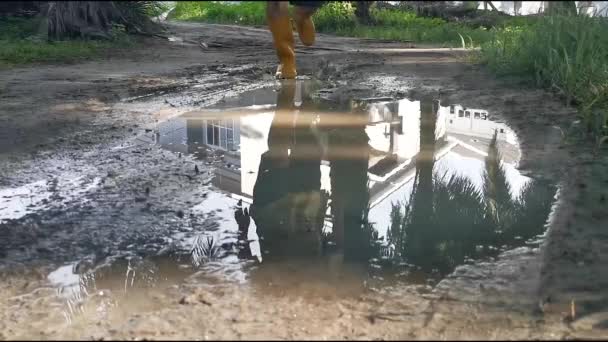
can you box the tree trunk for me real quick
[513,1,521,15]
[545,1,577,15]
[354,1,374,24]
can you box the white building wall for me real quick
[394,99,421,159]
[443,104,513,142]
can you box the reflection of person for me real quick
[234,198,255,261]
[267,1,325,79]
[326,108,372,261]
[250,80,325,257]
[234,199,250,239]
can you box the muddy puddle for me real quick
[150,78,557,270]
[2,79,560,336]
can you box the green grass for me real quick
[169,1,501,47]
[0,16,134,67]
[0,40,122,67]
[168,1,266,26]
[480,14,608,141]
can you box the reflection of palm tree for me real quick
[403,97,438,268]
[388,102,556,274]
[483,130,516,242]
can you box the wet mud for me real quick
[1,22,607,340]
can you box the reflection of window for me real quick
[474,112,480,119]
[458,110,464,117]
[465,111,471,118]
[450,105,455,114]
[204,119,239,151]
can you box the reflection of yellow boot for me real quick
[294,11,316,46]
[268,15,297,79]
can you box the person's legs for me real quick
[293,6,316,46]
[267,1,296,79]
[290,1,324,46]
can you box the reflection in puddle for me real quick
[154,79,556,277]
[0,175,101,223]
[44,79,557,324]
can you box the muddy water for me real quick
[152,79,556,273]
[1,79,559,337]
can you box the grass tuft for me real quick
[480,14,608,140]
[0,16,134,67]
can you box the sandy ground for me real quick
[1,21,607,340]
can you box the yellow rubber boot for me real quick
[294,9,316,46]
[268,15,297,79]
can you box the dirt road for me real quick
[1,21,607,340]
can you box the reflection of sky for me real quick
[369,179,416,240]
[240,112,274,197]
[47,263,82,299]
[0,180,50,222]
[0,176,101,223]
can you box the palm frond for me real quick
[191,234,221,267]
[482,130,516,229]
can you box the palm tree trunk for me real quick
[545,1,577,15]
[354,1,374,24]
[405,98,438,266]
